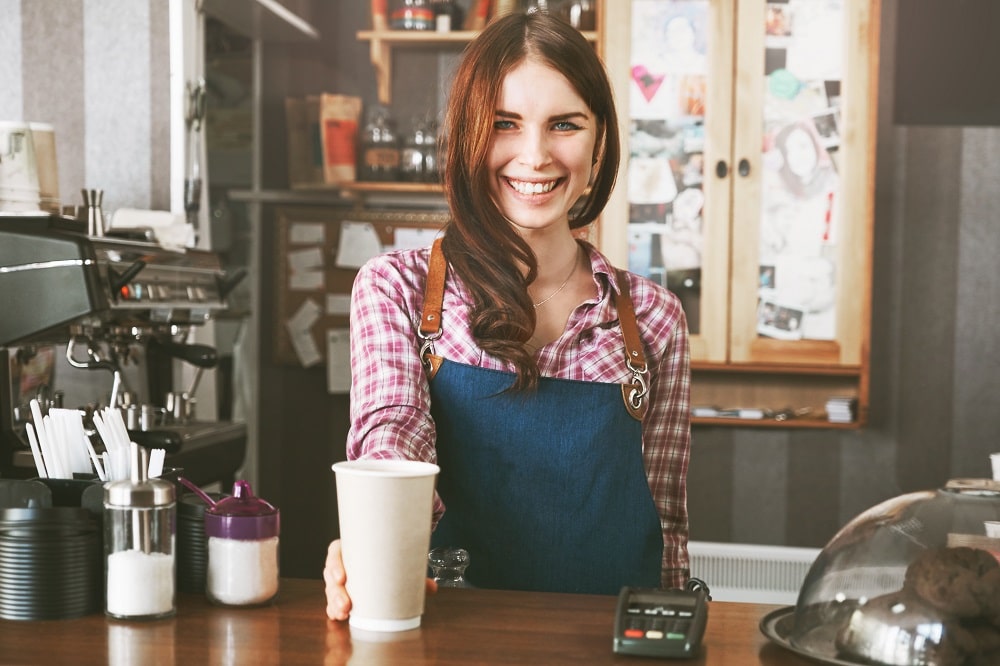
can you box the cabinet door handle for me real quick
[737,158,751,177]
[714,160,729,178]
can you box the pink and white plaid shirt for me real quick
[346,241,691,588]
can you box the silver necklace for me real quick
[532,249,579,308]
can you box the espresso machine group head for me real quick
[0,213,247,484]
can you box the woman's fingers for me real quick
[324,540,351,621]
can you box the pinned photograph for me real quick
[765,4,793,37]
[757,299,805,340]
[811,109,841,149]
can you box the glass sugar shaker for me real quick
[204,480,280,607]
[104,443,176,620]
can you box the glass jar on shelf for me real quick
[400,116,429,183]
[390,0,435,31]
[552,0,595,31]
[422,118,440,183]
[359,106,401,182]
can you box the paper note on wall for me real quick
[335,222,382,269]
[289,222,325,245]
[288,247,324,272]
[286,298,322,367]
[326,328,351,394]
[290,271,324,290]
[326,293,352,316]
[390,227,439,251]
[287,246,325,291]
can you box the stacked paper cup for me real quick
[29,123,59,214]
[0,121,41,212]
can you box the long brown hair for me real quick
[440,11,621,389]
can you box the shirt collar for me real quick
[580,241,621,300]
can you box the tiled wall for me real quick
[0,0,170,212]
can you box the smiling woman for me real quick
[325,11,692,621]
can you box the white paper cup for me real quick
[990,453,1000,481]
[985,521,1000,538]
[29,122,59,213]
[0,121,40,212]
[333,459,439,632]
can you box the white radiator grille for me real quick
[688,541,821,605]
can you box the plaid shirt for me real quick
[347,242,691,588]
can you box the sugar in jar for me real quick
[204,480,280,606]
[103,445,176,619]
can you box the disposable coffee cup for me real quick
[0,121,41,212]
[29,123,59,214]
[333,459,439,632]
[985,521,1000,538]
[990,453,1000,481]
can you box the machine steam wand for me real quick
[66,333,129,410]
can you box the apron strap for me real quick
[420,237,448,338]
[614,270,650,421]
[418,238,447,375]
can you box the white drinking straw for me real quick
[25,423,48,479]
[85,437,107,482]
[42,414,67,478]
[147,448,165,479]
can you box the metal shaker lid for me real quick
[104,443,175,508]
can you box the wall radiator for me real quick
[688,541,821,606]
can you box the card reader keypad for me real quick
[622,601,694,641]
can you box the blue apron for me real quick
[420,240,662,594]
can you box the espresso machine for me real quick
[0,212,247,486]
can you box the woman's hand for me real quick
[324,540,351,621]
[324,539,439,621]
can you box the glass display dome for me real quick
[762,478,1000,666]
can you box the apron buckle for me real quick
[627,360,649,410]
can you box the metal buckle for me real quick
[626,358,649,409]
[418,329,442,369]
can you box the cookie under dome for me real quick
[770,479,1000,666]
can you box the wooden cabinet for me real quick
[600,0,880,426]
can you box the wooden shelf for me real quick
[692,416,859,429]
[357,30,481,44]
[293,181,445,207]
[357,29,598,44]
[303,181,442,194]
[691,361,862,377]
[358,29,599,104]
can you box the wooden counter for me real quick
[0,578,816,664]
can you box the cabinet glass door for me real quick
[729,0,872,367]
[623,0,735,363]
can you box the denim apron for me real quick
[419,239,662,594]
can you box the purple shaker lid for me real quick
[204,480,280,540]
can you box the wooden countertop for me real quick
[0,578,816,664]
